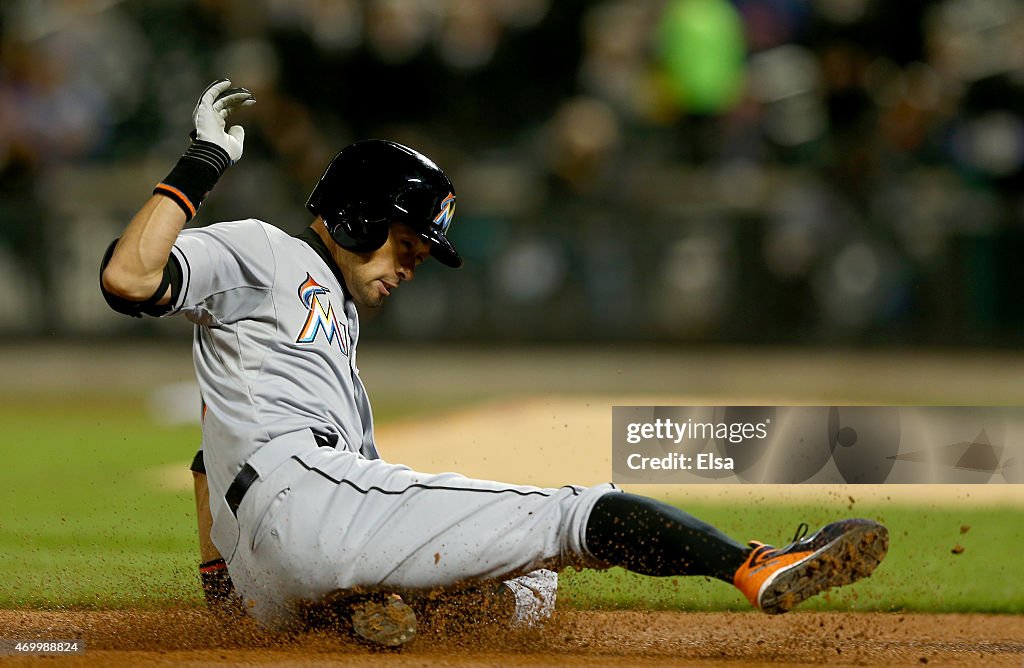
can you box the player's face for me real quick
[343,223,432,308]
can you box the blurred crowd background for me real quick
[1,0,1023,345]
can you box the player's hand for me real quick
[192,79,255,163]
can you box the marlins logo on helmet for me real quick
[433,192,456,233]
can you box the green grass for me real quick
[0,394,201,607]
[560,503,1024,613]
[1,394,1021,612]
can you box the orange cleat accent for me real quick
[733,519,889,614]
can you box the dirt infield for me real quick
[2,608,1022,666]
[372,396,1024,505]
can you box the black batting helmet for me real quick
[306,139,461,268]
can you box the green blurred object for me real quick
[658,0,746,114]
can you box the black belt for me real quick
[225,463,258,516]
[225,432,338,516]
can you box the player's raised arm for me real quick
[100,79,254,315]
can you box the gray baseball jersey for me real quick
[165,219,618,629]
[168,220,378,501]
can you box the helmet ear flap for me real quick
[308,153,392,254]
[323,205,390,253]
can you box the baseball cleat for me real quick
[733,518,888,614]
[349,594,417,648]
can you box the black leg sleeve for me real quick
[585,492,750,582]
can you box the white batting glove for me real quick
[191,79,255,163]
[153,79,256,221]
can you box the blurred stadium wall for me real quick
[1,0,1022,346]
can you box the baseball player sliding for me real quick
[100,80,889,648]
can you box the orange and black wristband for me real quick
[199,558,227,574]
[154,140,232,221]
[199,557,244,614]
[199,559,233,600]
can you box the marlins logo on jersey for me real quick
[295,273,348,355]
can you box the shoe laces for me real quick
[745,523,810,557]
[784,522,810,549]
